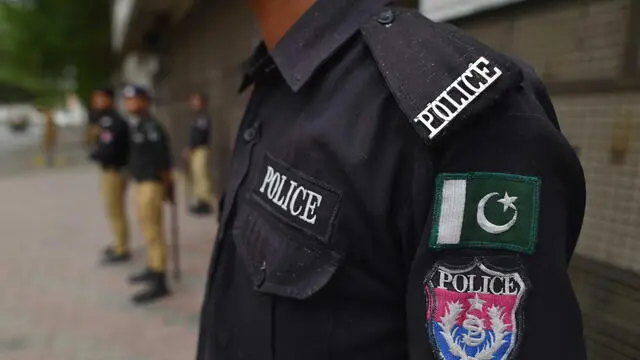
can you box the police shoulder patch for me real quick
[360,8,523,146]
[430,172,540,254]
[425,258,528,360]
[99,130,113,143]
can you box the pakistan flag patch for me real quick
[430,172,540,254]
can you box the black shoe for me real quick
[131,273,170,305]
[103,246,115,257]
[128,268,155,284]
[102,251,131,265]
[190,201,212,215]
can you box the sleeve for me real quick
[405,86,588,360]
[90,125,117,164]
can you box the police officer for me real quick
[86,107,102,149]
[182,92,214,215]
[196,1,587,359]
[89,87,131,263]
[41,108,57,168]
[122,85,173,304]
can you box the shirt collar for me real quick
[240,0,392,93]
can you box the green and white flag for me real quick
[429,172,541,254]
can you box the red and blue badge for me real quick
[100,131,113,143]
[425,258,528,360]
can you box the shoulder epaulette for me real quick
[360,8,524,146]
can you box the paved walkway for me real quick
[0,167,216,360]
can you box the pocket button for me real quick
[256,261,267,287]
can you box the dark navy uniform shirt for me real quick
[128,114,172,182]
[197,1,587,360]
[188,112,211,149]
[89,109,130,170]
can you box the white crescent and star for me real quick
[476,192,518,234]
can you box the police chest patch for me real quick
[425,259,528,360]
[196,117,208,129]
[252,154,341,242]
[99,116,112,127]
[430,172,540,254]
[132,132,144,143]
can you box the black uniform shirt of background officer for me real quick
[188,92,211,149]
[123,86,173,182]
[89,88,129,170]
[197,0,586,359]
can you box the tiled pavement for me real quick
[0,167,217,360]
[2,164,639,359]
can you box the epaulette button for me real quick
[377,9,395,26]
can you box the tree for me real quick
[0,0,112,105]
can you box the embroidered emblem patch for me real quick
[252,153,341,242]
[425,259,527,360]
[99,130,113,143]
[430,172,540,254]
[413,57,502,140]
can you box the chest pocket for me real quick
[232,153,343,300]
[132,131,145,144]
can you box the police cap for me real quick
[122,85,151,100]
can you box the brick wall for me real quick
[459,0,640,273]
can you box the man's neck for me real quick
[250,0,316,49]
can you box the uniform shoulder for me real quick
[359,7,527,147]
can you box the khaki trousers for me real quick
[190,147,214,204]
[134,181,167,272]
[86,124,101,147]
[100,170,129,254]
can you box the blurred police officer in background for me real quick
[41,108,57,168]
[86,107,102,149]
[196,0,587,359]
[122,85,174,304]
[182,92,214,215]
[88,87,131,264]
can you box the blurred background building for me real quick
[110,1,640,359]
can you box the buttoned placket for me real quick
[204,80,269,292]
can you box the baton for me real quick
[169,191,181,281]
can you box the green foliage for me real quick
[0,0,113,105]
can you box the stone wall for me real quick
[153,0,257,199]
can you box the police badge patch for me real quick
[99,131,113,143]
[425,259,528,360]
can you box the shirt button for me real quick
[377,9,395,25]
[243,128,257,142]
